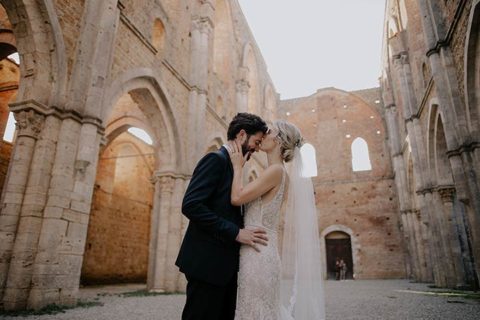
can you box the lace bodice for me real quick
[235,169,286,320]
[244,169,286,232]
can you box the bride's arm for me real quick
[231,164,283,206]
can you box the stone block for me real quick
[37,219,68,249]
[59,287,78,306]
[27,288,60,310]
[3,288,29,310]
[31,274,78,289]
[46,195,71,209]
[0,213,20,232]
[62,209,89,224]
[44,206,64,219]
[3,192,24,204]
[70,200,91,214]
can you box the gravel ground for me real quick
[1,280,479,320]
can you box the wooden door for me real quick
[326,238,353,279]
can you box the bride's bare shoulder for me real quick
[262,164,284,181]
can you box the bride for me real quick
[227,120,325,320]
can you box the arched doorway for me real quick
[325,231,353,279]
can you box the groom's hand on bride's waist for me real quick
[235,226,269,252]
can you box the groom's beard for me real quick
[242,139,254,161]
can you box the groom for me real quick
[176,113,269,320]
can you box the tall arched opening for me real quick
[93,70,184,293]
[465,0,480,135]
[81,91,157,285]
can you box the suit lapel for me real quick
[220,146,243,217]
[220,146,234,173]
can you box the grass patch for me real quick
[397,289,480,302]
[0,301,103,317]
[119,289,183,297]
[429,291,480,301]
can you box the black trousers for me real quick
[182,273,238,320]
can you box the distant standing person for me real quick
[340,259,347,280]
[335,257,341,280]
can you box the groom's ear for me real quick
[237,129,247,143]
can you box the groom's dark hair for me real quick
[227,113,268,140]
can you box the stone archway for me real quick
[99,71,187,293]
[324,231,353,279]
[102,68,183,172]
[465,0,480,135]
[427,102,478,289]
[320,225,359,280]
[0,0,67,106]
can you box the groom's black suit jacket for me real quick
[176,146,243,286]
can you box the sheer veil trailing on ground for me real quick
[280,147,326,320]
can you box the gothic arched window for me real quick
[351,137,372,171]
[301,143,318,177]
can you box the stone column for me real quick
[26,118,103,310]
[456,150,480,286]
[411,210,429,281]
[0,100,104,310]
[164,177,187,292]
[392,54,429,189]
[2,111,61,310]
[438,187,467,287]
[188,10,212,164]
[384,105,409,210]
[431,189,458,287]
[402,211,418,279]
[382,78,414,280]
[176,179,190,292]
[0,105,44,304]
[236,67,249,113]
[422,190,449,286]
[455,200,480,289]
[147,173,175,292]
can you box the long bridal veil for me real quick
[280,147,325,320]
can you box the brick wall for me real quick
[81,132,155,284]
[280,88,407,279]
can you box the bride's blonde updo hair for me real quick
[273,120,304,162]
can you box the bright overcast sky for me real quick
[238,0,386,99]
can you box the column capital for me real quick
[412,209,421,220]
[437,186,456,203]
[236,79,250,94]
[9,99,105,133]
[150,171,190,190]
[393,52,409,66]
[150,174,175,193]
[192,17,212,35]
[385,104,397,113]
[14,109,45,139]
[416,186,433,195]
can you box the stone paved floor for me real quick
[1,280,479,319]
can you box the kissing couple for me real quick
[176,113,325,320]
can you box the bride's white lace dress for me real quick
[234,170,286,320]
